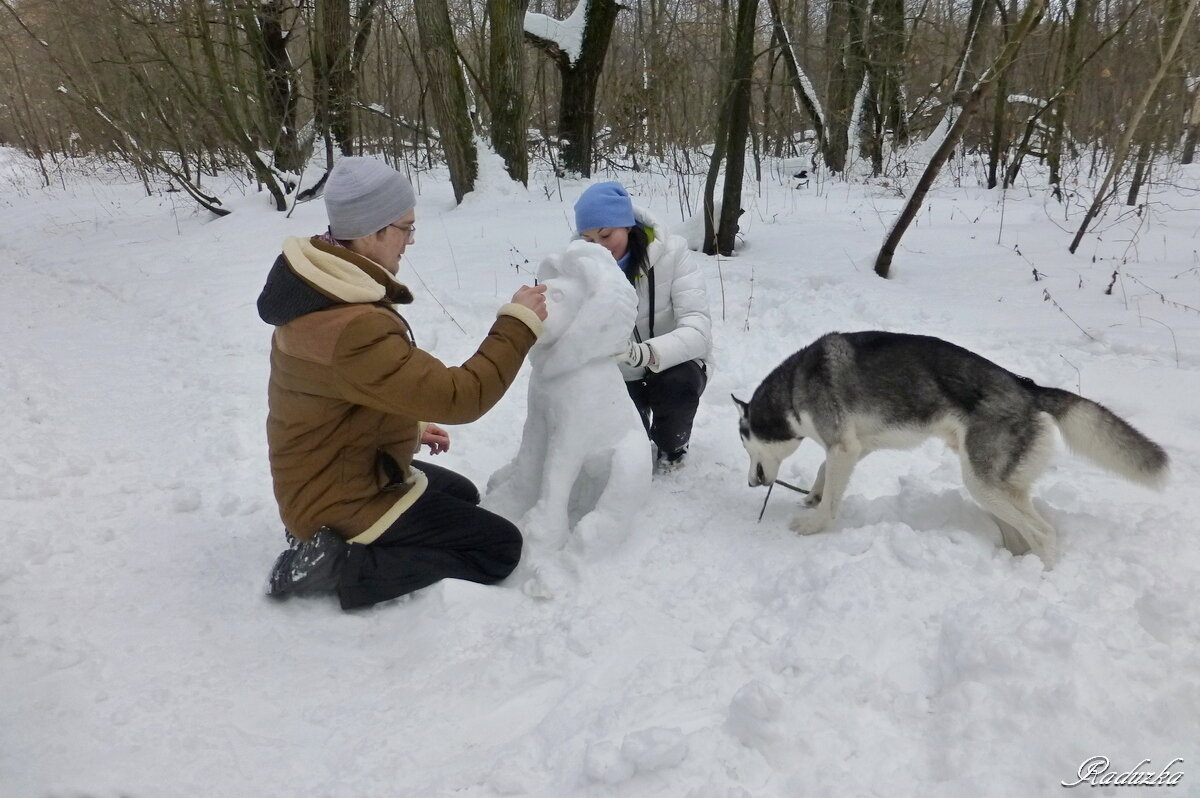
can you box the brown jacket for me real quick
[258,236,542,543]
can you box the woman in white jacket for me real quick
[574,181,713,471]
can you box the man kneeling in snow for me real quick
[256,157,547,610]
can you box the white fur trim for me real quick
[498,303,544,338]
[346,468,429,545]
[283,236,386,304]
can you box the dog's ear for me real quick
[536,252,563,284]
[732,394,750,420]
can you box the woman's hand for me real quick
[615,339,655,368]
[421,423,451,455]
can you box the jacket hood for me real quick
[633,205,666,238]
[258,236,413,326]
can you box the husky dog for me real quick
[734,331,1169,564]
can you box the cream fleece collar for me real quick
[282,236,413,305]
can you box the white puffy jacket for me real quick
[620,207,713,381]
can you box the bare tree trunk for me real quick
[526,0,621,177]
[1005,0,1132,189]
[243,0,303,173]
[766,0,826,156]
[823,0,869,173]
[314,0,353,157]
[415,0,478,202]
[1048,0,1090,192]
[863,0,906,173]
[1070,0,1200,253]
[0,35,51,185]
[1182,82,1200,164]
[763,43,780,158]
[871,0,907,145]
[304,0,378,162]
[703,0,735,255]
[1126,138,1152,205]
[951,0,995,104]
[986,76,1006,189]
[986,0,1015,189]
[717,0,759,255]
[193,0,287,209]
[875,0,1046,277]
[920,0,993,172]
[488,0,529,183]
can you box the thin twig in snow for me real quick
[1126,274,1200,314]
[1042,288,1096,340]
[1136,311,1181,367]
[402,254,467,335]
[438,216,462,290]
[1059,355,1082,394]
[714,252,727,322]
[744,265,755,332]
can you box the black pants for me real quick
[337,460,523,610]
[625,359,707,455]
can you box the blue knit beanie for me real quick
[574,181,636,233]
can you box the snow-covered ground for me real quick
[2,147,1198,797]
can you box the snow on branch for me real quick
[1008,94,1048,108]
[774,19,824,130]
[524,1,587,64]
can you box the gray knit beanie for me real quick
[324,157,416,240]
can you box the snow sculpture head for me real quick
[532,240,639,379]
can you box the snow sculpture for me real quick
[486,240,652,553]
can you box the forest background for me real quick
[2,0,1198,261]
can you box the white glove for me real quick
[617,339,655,369]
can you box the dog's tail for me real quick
[1035,386,1169,488]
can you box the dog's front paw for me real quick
[521,559,576,600]
[803,491,822,508]
[789,512,830,536]
[521,504,567,549]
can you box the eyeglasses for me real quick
[388,223,416,239]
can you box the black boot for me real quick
[268,527,347,597]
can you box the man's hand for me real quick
[511,283,548,321]
[421,423,451,455]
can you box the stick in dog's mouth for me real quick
[757,482,774,522]
[757,479,809,522]
[774,479,809,495]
